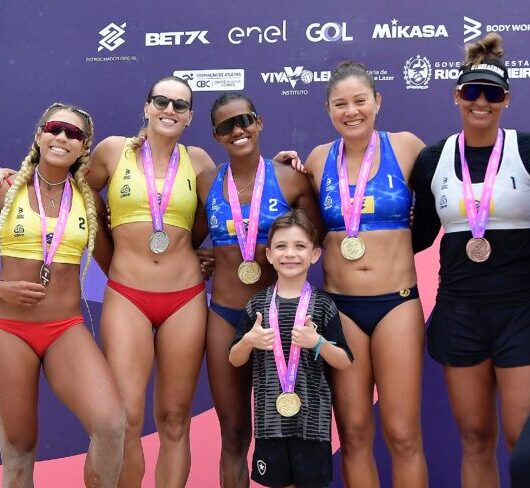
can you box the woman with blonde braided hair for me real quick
[0,102,125,487]
[87,76,215,487]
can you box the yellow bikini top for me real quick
[107,139,197,231]
[1,181,88,264]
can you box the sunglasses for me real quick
[41,120,86,141]
[457,83,508,103]
[148,95,191,113]
[214,112,258,136]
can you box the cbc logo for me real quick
[196,81,210,88]
[306,22,353,42]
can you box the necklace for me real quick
[35,165,69,190]
[233,175,255,196]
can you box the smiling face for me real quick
[212,98,262,159]
[35,109,86,170]
[266,225,321,280]
[144,79,193,139]
[454,83,509,134]
[327,75,381,140]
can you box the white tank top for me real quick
[431,129,530,234]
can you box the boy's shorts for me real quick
[251,437,332,488]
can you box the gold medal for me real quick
[238,261,261,284]
[466,237,491,263]
[340,236,365,260]
[276,392,301,417]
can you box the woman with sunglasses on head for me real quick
[194,92,323,488]
[86,76,215,487]
[412,33,530,487]
[0,103,125,487]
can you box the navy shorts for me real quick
[251,437,332,488]
[428,299,530,367]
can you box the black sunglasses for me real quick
[457,83,508,103]
[41,120,86,141]
[214,112,258,136]
[148,95,191,113]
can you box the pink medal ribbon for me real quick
[227,157,266,264]
[458,129,503,239]
[34,172,73,286]
[141,139,180,253]
[268,281,312,393]
[337,131,377,237]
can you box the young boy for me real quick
[229,209,353,488]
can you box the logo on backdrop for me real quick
[306,22,353,42]
[98,22,127,52]
[463,17,482,43]
[228,20,287,44]
[433,58,530,80]
[145,30,210,46]
[372,19,448,39]
[403,55,432,89]
[173,69,245,91]
[261,66,330,95]
[464,16,530,43]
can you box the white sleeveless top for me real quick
[431,129,530,234]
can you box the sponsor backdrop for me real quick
[1,0,529,486]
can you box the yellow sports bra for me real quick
[107,139,197,231]
[1,181,88,264]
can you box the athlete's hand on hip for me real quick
[272,150,306,174]
[0,280,46,306]
[291,315,319,349]
[243,311,275,351]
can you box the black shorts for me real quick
[251,437,332,488]
[427,300,530,367]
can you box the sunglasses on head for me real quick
[457,83,508,103]
[41,121,86,141]
[148,95,191,113]
[214,112,258,136]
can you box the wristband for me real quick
[313,335,336,360]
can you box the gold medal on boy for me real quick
[340,236,366,260]
[276,392,302,417]
[238,261,261,284]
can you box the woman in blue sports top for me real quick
[283,61,428,488]
[195,92,323,488]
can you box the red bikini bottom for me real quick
[107,279,205,327]
[0,315,84,358]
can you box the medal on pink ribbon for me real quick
[458,129,503,263]
[337,132,377,260]
[227,158,266,284]
[269,282,312,417]
[34,172,73,286]
[141,139,180,254]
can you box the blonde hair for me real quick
[464,33,504,65]
[0,102,97,284]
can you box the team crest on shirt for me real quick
[46,232,54,244]
[257,460,266,475]
[324,195,333,210]
[339,195,375,215]
[439,195,447,209]
[227,218,249,235]
[13,224,24,237]
[120,184,131,198]
[123,169,131,180]
[16,207,24,219]
[458,199,494,216]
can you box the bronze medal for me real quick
[276,392,301,417]
[466,237,491,263]
[340,236,366,260]
[238,261,261,284]
[149,230,170,254]
[40,264,51,287]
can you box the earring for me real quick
[454,101,458,105]
[505,105,509,108]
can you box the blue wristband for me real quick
[313,335,336,360]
